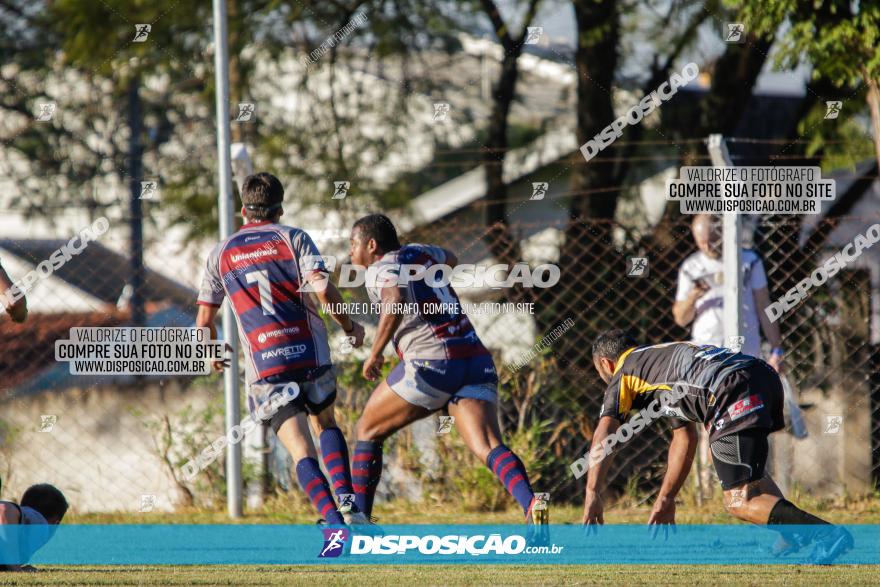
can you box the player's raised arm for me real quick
[648,421,697,533]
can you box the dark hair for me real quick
[241,172,284,220]
[592,329,639,361]
[21,484,68,522]
[352,214,401,252]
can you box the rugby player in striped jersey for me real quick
[347,214,547,534]
[196,173,366,526]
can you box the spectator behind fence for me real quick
[672,214,784,373]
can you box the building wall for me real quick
[771,380,873,496]
[0,381,213,513]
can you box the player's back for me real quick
[367,243,488,360]
[206,222,331,384]
[624,341,757,390]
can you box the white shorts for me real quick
[386,356,498,411]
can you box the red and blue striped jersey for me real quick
[197,221,331,384]
[365,243,489,360]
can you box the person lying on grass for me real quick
[0,483,68,572]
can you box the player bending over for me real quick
[347,214,546,527]
[0,484,68,571]
[196,172,367,526]
[583,329,852,564]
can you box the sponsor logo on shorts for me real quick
[727,394,764,421]
[412,360,446,375]
[257,326,301,344]
[261,344,307,360]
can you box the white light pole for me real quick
[212,0,243,518]
[707,135,742,348]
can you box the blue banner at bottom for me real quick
[1,524,876,565]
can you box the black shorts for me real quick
[249,366,337,434]
[268,389,336,434]
[708,360,785,442]
[710,428,770,489]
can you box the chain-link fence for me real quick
[1,212,877,512]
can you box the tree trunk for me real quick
[864,73,880,173]
[483,50,524,297]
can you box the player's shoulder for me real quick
[268,223,323,249]
[398,243,445,263]
[19,506,47,525]
[203,239,226,262]
[680,251,707,272]
[266,222,302,238]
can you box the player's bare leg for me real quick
[356,380,433,441]
[276,412,319,462]
[448,398,544,527]
[276,413,344,525]
[352,381,432,516]
[446,397,502,462]
[722,476,783,525]
[309,407,339,435]
[724,475,852,563]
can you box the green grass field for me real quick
[2,496,876,585]
[1,564,878,586]
[66,490,880,525]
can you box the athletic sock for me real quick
[768,499,831,526]
[486,444,535,517]
[320,427,355,502]
[767,498,831,546]
[295,457,344,525]
[352,440,383,517]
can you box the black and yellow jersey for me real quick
[599,342,783,441]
